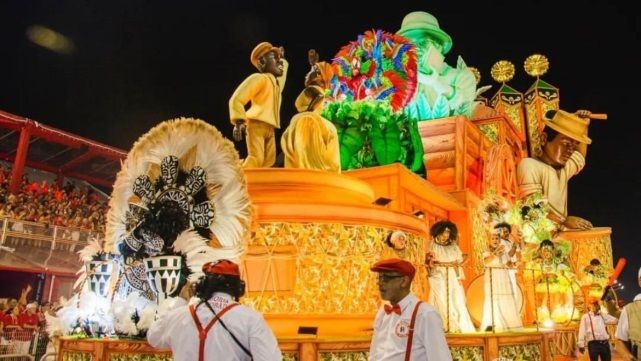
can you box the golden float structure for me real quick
[56,24,612,361]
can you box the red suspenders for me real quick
[404,301,423,361]
[189,303,239,361]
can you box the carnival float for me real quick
[50,10,619,361]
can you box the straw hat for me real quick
[544,110,592,144]
[250,42,281,70]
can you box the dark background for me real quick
[1,1,639,300]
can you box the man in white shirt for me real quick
[147,260,282,361]
[578,301,617,361]
[369,258,452,361]
[616,266,641,361]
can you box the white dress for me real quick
[480,239,523,331]
[427,241,476,333]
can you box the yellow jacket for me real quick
[229,60,288,129]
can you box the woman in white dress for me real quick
[480,231,523,332]
[426,220,476,333]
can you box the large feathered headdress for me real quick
[105,118,252,290]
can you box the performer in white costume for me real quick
[480,229,523,331]
[426,220,476,333]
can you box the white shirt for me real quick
[147,293,282,361]
[615,293,641,341]
[369,293,452,361]
[517,151,584,218]
[577,311,618,347]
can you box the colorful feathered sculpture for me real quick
[330,29,417,111]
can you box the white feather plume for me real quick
[136,304,158,331]
[44,312,66,337]
[171,230,243,282]
[112,292,147,336]
[77,238,103,262]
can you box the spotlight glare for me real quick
[26,25,75,54]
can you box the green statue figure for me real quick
[397,11,479,120]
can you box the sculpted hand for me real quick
[564,216,593,230]
[424,65,452,96]
[233,121,246,142]
[279,46,286,59]
[575,109,592,119]
[308,49,319,66]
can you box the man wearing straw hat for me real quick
[517,109,595,231]
[230,41,288,168]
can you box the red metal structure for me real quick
[1,109,126,302]
[0,109,126,192]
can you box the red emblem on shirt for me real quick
[395,319,410,337]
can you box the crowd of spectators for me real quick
[0,285,54,359]
[0,164,108,239]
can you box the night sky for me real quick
[1,1,639,300]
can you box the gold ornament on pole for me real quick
[523,54,559,157]
[489,61,526,142]
[469,66,490,105]
[524,54,549,78]
[490,61,515,83]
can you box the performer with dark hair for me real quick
[425,220,475,333]
[148,260,282,361]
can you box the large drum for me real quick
[465,272,524,327]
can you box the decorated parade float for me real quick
[52,10,619,361]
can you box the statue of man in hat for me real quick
[230,42,288,168]
[517,109,593,230]
[397,11,477,120]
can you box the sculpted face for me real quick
[304,64,323,87]
[402,29,444,73]
[540,133,580,168]
[260,51,283,77]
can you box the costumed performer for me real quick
[425,220,476,333]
